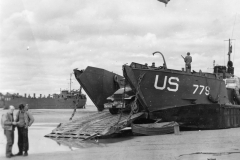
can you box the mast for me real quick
[225,38,235,62]
[228,39,232,61]
[224,38,235,75]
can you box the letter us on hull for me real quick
[74,67,123,111]
[123,64,229,112]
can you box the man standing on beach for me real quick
[1,105,17,158]
[15,104,34,156]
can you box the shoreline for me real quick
[1,108,240,160]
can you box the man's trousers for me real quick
[4,130,14,157]
[17,127,29,153]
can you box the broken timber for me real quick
[45,110,144,140]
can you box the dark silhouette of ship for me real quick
[1,73,87,109]
[0,90,86,109]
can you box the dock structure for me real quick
[45,110,144,140]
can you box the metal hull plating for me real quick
[123,65,230,112]
[151,104,240,129]
[123,64,240,129]
[74,67,123,111]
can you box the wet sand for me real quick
[1,106,240,160]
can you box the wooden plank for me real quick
[45,111,144,139]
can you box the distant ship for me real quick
[0,90,87,109]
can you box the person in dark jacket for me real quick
[1,105,17,158]
[184,52,192,72]
[15,104,34,156]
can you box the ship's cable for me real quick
[126,72,146,124]
[231,13,237,39]
[69,86,82,120]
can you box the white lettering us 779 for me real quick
[193,84,210,95]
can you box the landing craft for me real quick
[47,40,239,140]
[74,39,240,129]
[123,39,240,129]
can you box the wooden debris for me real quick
[45,110,144,140]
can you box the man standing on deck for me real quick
[1,105,17,158]
[184,52,192,72]
[15,104,34,156]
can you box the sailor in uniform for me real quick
[184,52,192,72]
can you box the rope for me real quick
[233,40,236,64]
[69,101,77,121]
[69,87,82,121]
[231,13,237,39]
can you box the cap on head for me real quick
[187,52,190,55]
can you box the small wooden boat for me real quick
[131,118,178,136]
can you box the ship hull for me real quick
[3,98,86,109]
[123,64,240,129]
[150,104,240,129]
[74,67,123,111]
[123,65,229,112]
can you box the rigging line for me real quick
[233,40,236,64]
[223,41,225,65]
[231,13,237,39]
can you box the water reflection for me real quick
[47,137,106,149]
[46,131,135,149]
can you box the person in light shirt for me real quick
[1,105,17,158]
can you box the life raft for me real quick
[131,119,179,136]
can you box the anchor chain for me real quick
[126,72,146,122]
[113,72,146,132]
[132,73,145,112]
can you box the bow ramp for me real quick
[45,111,144,140]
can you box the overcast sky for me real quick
[0,0,240,105]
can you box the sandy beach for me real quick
[1,106,240,160]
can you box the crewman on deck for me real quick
[184,52,192,72]
[151,62,156,68]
